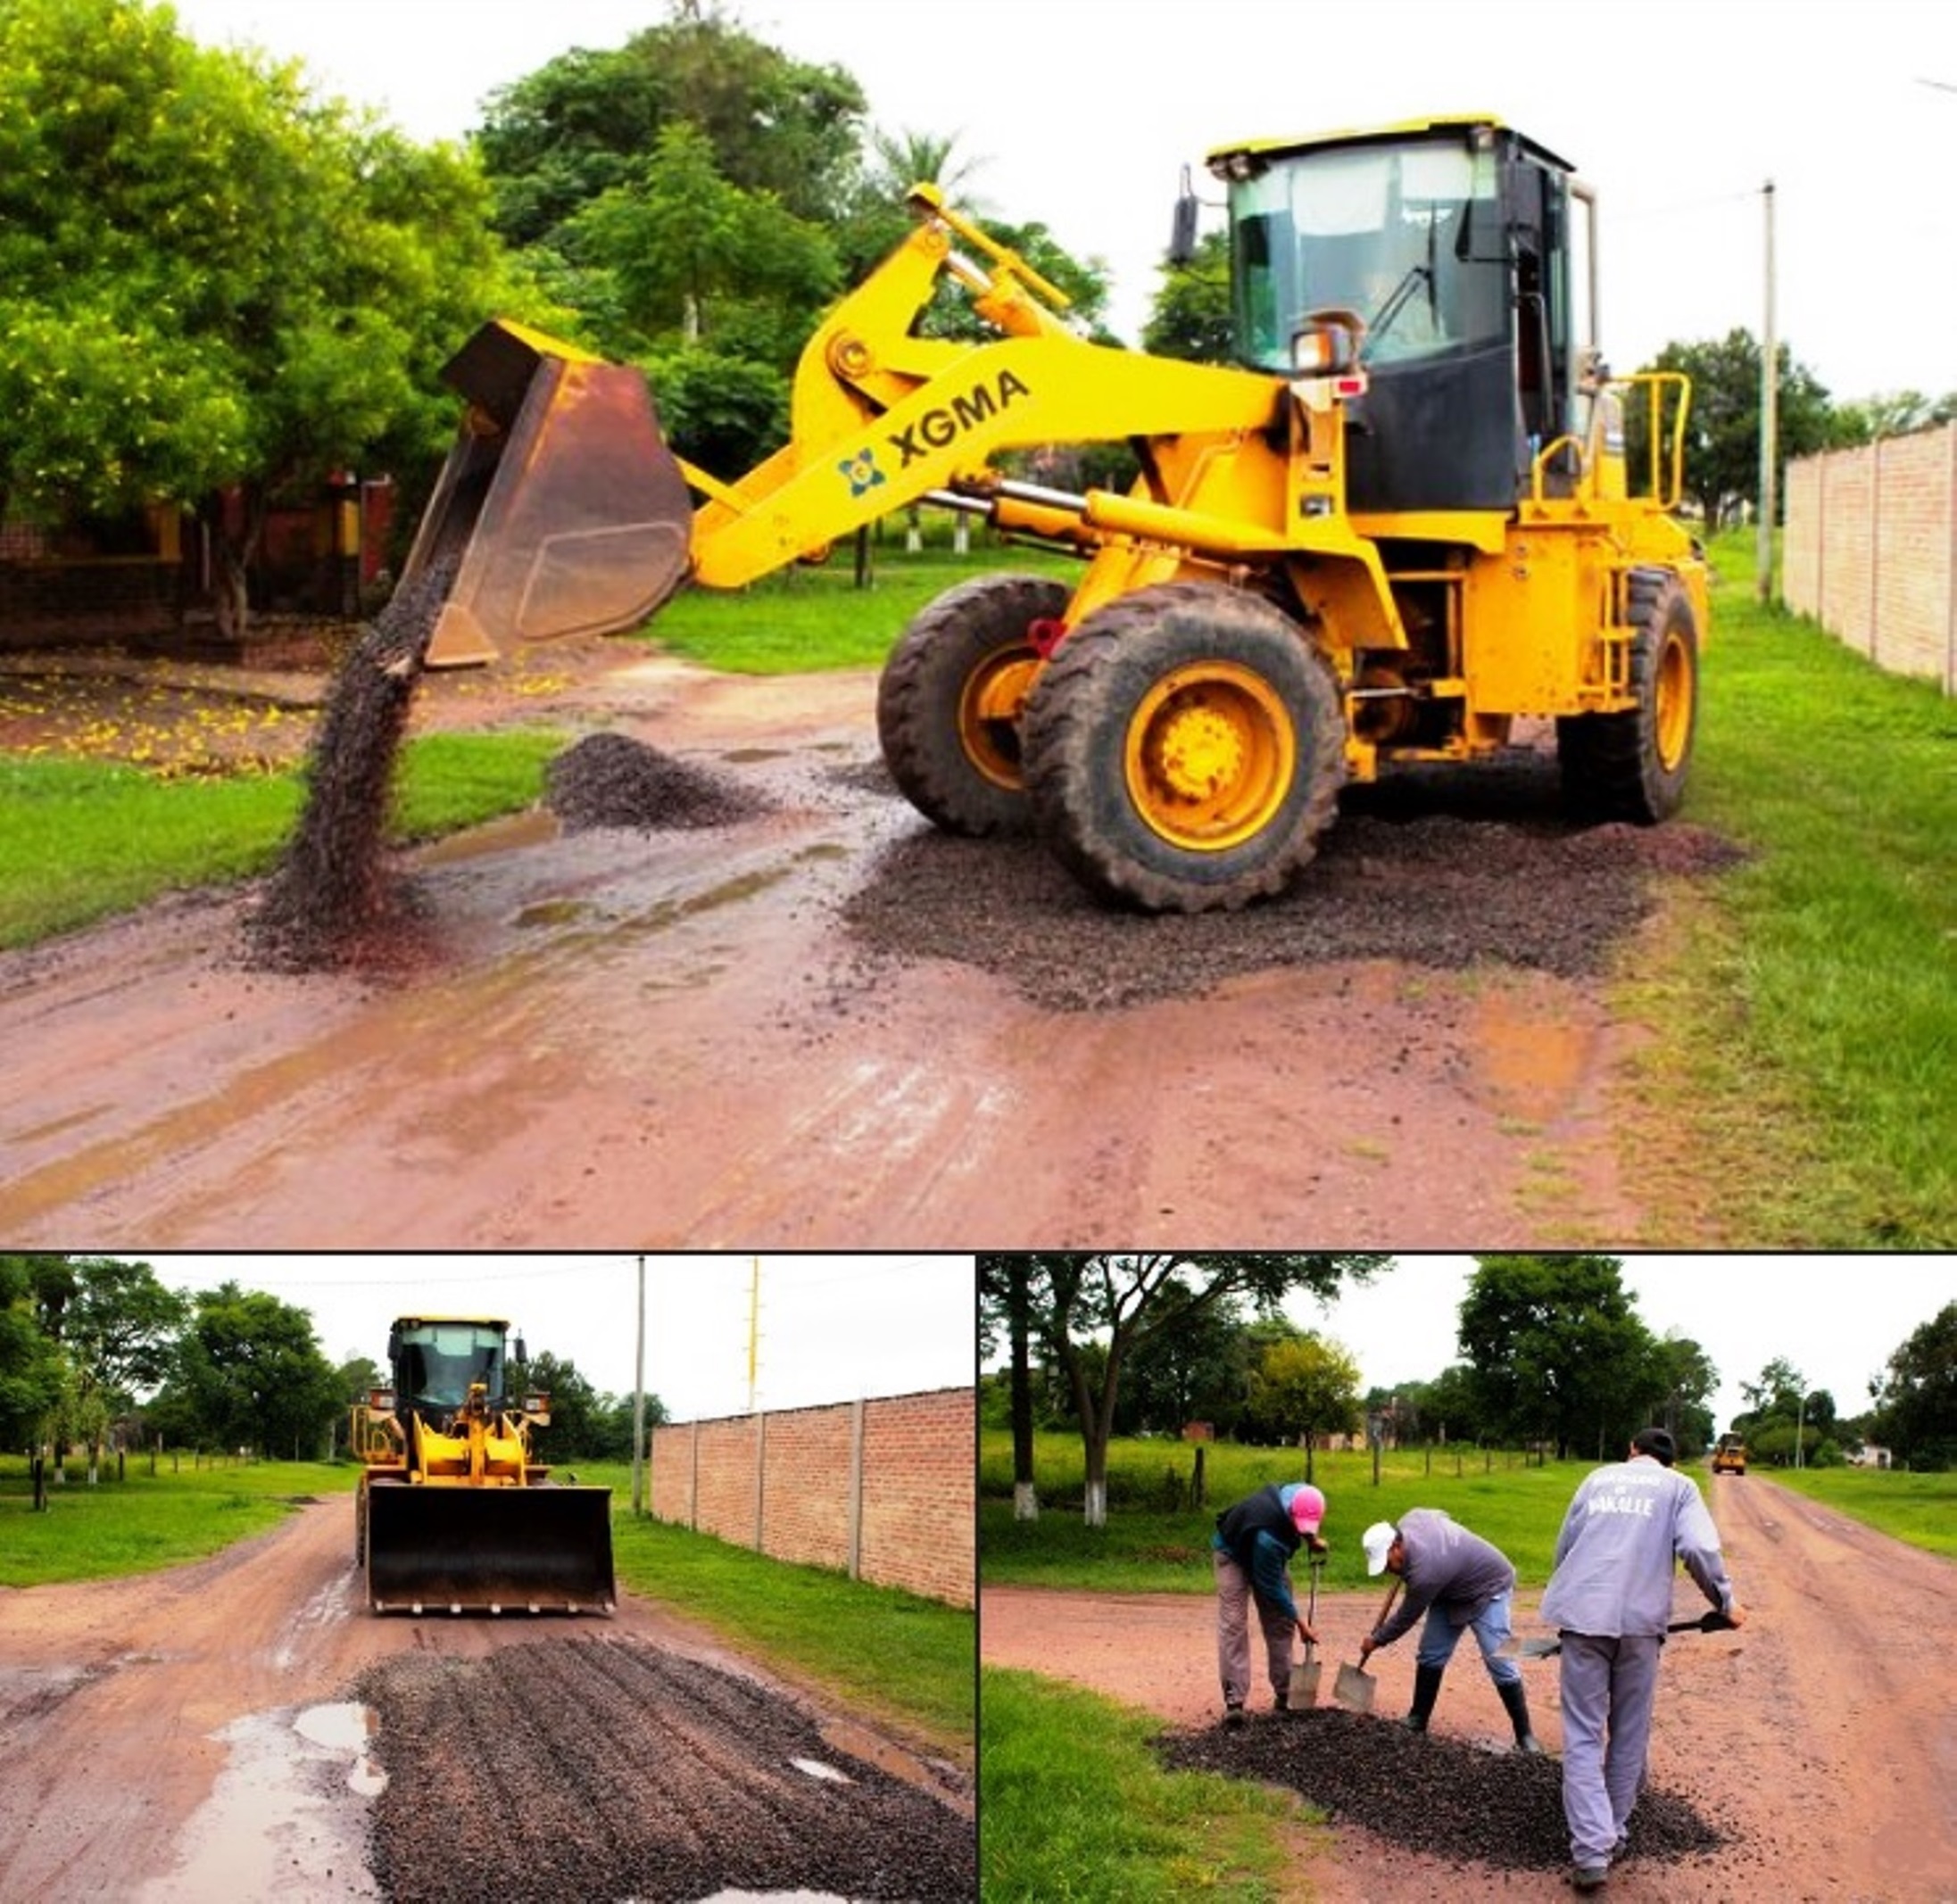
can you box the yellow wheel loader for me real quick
[351,1314,615,1614]
[402,113,1705,912]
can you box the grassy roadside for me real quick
[0,728,561,948]
[1613,531,1955,1246]
[0,1453,356,1586]
[978,1431,1658,1593]
[1748,1465,1957,1558]
[982,1667,1313,1903]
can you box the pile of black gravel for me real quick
[353,1637,974,1903]
[1159,1708,1724,1872]
[544,731,777,832]
[245,564,450,972]
[842,787,1748,1014]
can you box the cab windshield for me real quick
[1227,137,1505,371]
[395,1321,505,1412]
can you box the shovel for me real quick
[1509,1609,1738,1660]
[1334,1577,1403,1713]
[1289,1560,1325,1708]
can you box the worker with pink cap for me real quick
[1210,1479,1329,1726]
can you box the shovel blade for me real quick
[1333,1660,1377,1713]
[1289,1658,1323,1707]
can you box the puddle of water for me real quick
[788,1756,851,1783]
[137,1702,386,1902]
[1465,986,1597,1123]
[414,807,561,866]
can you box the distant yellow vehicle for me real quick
[1712,1434,1747,1476]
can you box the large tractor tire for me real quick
[1557,567,1700,822]
[876,572,1069,835]
[1023,582,1346,912]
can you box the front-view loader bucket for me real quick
[365,1481,617,1614]
[403,319,694,669]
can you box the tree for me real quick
[1457,1255,1661,1460]
[1015,1254,1389,1526]
[0,1254,67,1452]
[35,1256,187,1478]
[522,1350,605,1462]
[1244,1333,1363,1478]
[1870,1302,1957,1470]
[1632,328,1833,531]
[476,3,868,248]
[0,0,520,634]
[1650,1331,1719,1459]
[1142,228,1237,364]
[164,1282,341,1456]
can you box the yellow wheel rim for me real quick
[1653,630,1694,773]
[958,648,1040,791]
[1124,661,1297,851]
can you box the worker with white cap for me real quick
[1210,1480,1328,1727]
[1358,1511,1540,1751]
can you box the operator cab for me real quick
[1207,115,1589,512]
[389,1315,511,1415]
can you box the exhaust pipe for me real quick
[402,321,696,668]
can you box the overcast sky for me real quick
[132,1254,975,1420]
[162,0,1957,402]
[1292,1254,1953,1436]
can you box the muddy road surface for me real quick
[981,1475,1957,1901]
[0,646,1737,1246]
[0,1497,972,1902]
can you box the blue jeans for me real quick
[1414,1588,1522,1688]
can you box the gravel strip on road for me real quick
[1159,1708,1725,1874]
[354,1637,974,1903]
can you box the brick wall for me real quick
[649,1387,974,1607]
[1783,422,1956,691]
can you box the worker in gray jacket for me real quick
[1357,1509,1540,1751]
[1540,1427,1747,1894]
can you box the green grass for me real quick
[0,1453,357,1586]
[1614,530,1957,1246]
[979,1431,1643,1593]
[982,1667,1312,1903]
[583,1463,973,1756]
[647,536,1075,673]
[1752,1465,1957,1557]
[0,728,561,948]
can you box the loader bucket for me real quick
[365,1480,616,1614]
[403,319,694,668]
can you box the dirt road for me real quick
[981,1476,1957,1901]
[0,644,1732,1247]
[0,1495,971,1902]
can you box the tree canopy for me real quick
[0,0,525,632]
[1870,1302,1957,1470]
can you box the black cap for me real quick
[1632,1427,1679,1467]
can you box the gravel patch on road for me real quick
[1160,1708,1724,1874]
[353,1638,974,1903]
[544,732,778,832]
[841,791,1747,1013]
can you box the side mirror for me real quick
[1168,178,1199,266]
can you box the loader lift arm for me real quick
[408,184,1398,669]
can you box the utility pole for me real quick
[1756,178,1778,604]
[631,1254,646,1517]
[746,1256,761,1413]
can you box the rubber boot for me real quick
[1497,1676,1543,1752]
[1405,1663,1444,1734]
